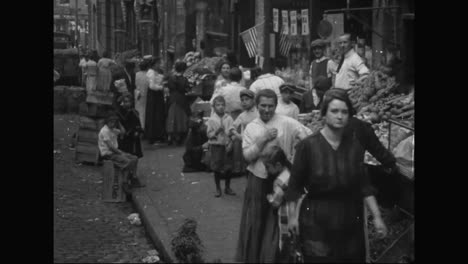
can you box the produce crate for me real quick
[75,142,100,165]
[79,116,105,131]
[102,160,128,202]
[79,102,114,118]
[54,86,68,113]
[86,90,114,105]
[65,86,86,114]
[76,128,99,144]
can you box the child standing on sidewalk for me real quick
[206,96,236,197]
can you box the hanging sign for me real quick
[301,9,309,35]
[290,10,297,36]
[273,8,279,33]
[282,10,289,34]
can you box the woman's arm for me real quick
[285,140,309,234]
[365,196,388,237]
[242,125,271,162]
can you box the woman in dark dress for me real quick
[116,93,144,187]
[145,56,167,143]
[285,89,388,263]
[116,93,143,158]
[166,61,191,145]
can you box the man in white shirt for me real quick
[249,69,285,101]
[275,84,299,120]
[334,33,370,90]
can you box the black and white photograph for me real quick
[53,0,414,262]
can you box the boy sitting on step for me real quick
[98,114,139,190]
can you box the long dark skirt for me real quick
[235,173,271,263]
[298,198,366,263]
[166,103,189,134]
[119,135,143,158]
[259,206,280,263]
[145,90,166,142]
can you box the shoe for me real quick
[215,189,222,197]
[131,178,146,188]
[224,188,236,196]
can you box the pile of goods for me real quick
[298,110,323,134]
[183,56,223,89]
[275,67,310,88]
[183,51,202,67]
[357,92,414,125]
[367,206,413,263]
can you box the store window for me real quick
[58,0,70,6]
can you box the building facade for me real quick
[54,0,90,49]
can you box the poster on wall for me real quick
[290,10,297,36]
[282,10,289,34]
[301,9,309,35]
[273,8,279,33]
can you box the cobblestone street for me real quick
[53,115,158,263]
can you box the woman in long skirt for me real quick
[135,57,150,130]
[96,51,115,92]
[285,89,388,262]
[85,51,99,93]
[165,61,191,145]
[145,56,167,144]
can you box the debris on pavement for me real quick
[142,255,160,263]
[128,213,142,226]
[191,182,199,184]
[142,250,160,263]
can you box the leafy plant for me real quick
[171,218,205,263]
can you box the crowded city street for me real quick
[54,0,414,263]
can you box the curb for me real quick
[132,188,175,263]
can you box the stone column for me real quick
[255,0,265,58]
[195,0,208,57]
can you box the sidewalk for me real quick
[54,114,157,263]
[133,142,247,263]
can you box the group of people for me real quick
[96,51,196,190]
[97,31,394,262]
[231,33,395,263]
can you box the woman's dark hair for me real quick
[255,88,278,106]
[105,114,119,124]
[102,50,110,59]
[215,59,231,74]
[228,67,243,82]
[139,60,150,71]
[320,88,356,117]
[88,50,99,62]
[174,61,187,73]
[261,145,292,170]
[249,66,262,82]
[148,56,162,68]
[226,50,238,66]
[117,92,134,105]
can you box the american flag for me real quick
[279,29,293,57]
[240,22,264,58]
